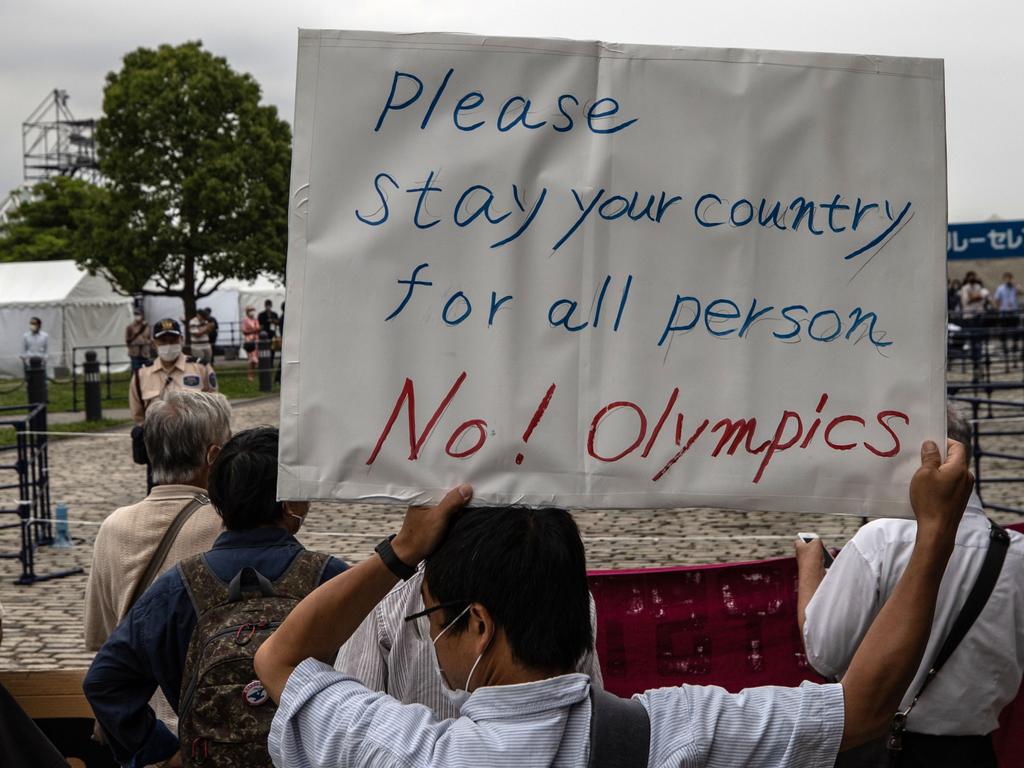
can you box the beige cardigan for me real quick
[84,484,223,732]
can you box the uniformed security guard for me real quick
[129,318,219,424]
[129,319,218,491]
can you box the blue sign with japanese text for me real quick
[948,221,1024,260]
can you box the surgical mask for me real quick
[431,604,486,708]
[157,344,181,362]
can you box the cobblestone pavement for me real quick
[0,392,1020,671]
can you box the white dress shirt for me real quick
[270,659,844,767]
[803,493,1024,735]
[335,569,603,719]
[21,329,49,360]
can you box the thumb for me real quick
[919,440,941,471]
[435,483,473,515]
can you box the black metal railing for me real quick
[0,403,81,584]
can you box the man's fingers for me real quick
[941,439,968,472]
[919,439,941,470]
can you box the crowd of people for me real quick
[49,375,1019,768]
[948,271,1023,365]
[0,304,1021,768]
[124,300,284,370]
[1,304,1021,768]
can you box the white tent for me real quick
[0,260,134,378]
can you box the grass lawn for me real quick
[0,360,278,413]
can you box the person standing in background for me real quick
[125,309,151,372]
[129,319,219,491]
[994,272,1021,364]
[204,307,219,362]
[242,306,260,382]
[258,299,279,339]
[20,317,48,367]
[188,309,214,363]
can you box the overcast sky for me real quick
[1,0,1018,221]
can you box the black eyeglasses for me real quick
[403,600,469,630]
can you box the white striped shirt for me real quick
[268,660,845,767]
[335,569,603,719]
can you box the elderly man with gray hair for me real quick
[85,390,231,734]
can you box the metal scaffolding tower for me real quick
[22,89,99,183]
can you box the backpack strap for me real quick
[125,494,208,613]
[888,519,1011,753]
[587,686,650,768]
[272,550,331,599]
[227,566,276,602]
[179,553,232,616]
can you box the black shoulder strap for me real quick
[909,519,1010,706]
[126,493,209,613]
[588,685,650,768]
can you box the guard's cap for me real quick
[153,318,182,338]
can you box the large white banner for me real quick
[279,30,946,517]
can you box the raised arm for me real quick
[795,539,827,635]
[255,485,472,702]
[838,439,973,750]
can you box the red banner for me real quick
[588,520,1024,766]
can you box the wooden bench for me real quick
[0,669,93,719]
[0,669,94,768]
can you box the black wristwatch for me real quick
[375,534,416,581]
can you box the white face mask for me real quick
[431,604,486,708]
[157,344,181,362]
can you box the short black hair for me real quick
[424,507,592,673]
[207,426,284,530]
[30,317,41,326]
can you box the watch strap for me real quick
[375,534,416,580]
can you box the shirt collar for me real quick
[459,673,591,721]
[146,484,207,501]
[212,526,299,550]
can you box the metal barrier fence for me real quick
[69,336,282,411]
[947,381,1024,516]
[0,404,80,584]
[948,309,1024,381]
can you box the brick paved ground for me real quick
[0,383,1020,671]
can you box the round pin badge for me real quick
[242,679,270,707]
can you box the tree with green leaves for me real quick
[78,41,291,326]
[0,177,107,263]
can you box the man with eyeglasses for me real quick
[334,551,603,718]
[255,440,974,767]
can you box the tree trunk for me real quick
[183,250,196,351]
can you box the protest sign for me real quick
[278,30,947,516]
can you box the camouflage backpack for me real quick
[177,550,329,766]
